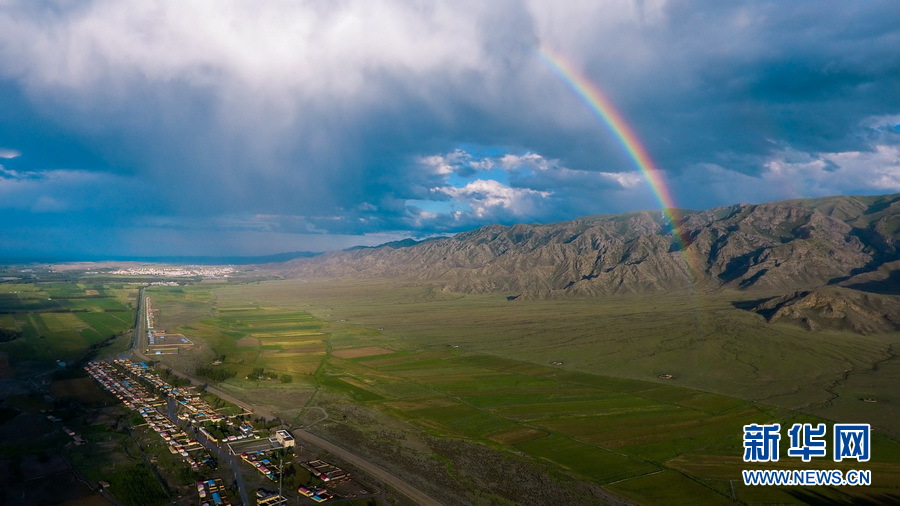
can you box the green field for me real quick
[6,275,899,504]
[148,285,328,387]
[317,349,899,504]
[144,279,900,505]
[221,280,900,432]
[0,282,137,367]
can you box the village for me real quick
[85,358,372,505]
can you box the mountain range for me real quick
[274,193,900,333]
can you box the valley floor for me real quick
[145,278,900,505]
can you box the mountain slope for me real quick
[278,193,900,298]
[752,287,900,334]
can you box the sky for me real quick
[1,0,899,258]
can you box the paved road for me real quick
[290,428,442,506]
[131,288,443,505]
[166,398,251,506]
[130,286,146,355]
[133,287,252,505]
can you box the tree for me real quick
[280,374,292,384]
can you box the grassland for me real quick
[146,285,328,411]
[144,278,900,505]
[321,349,900,504]
[6,274,896,504]
[223,280,900,431]
[0,282,137,369]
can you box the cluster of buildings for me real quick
[256,489,288,505]
[239,452,280,481]
[106,266,236,278]
[111,359,226,425]
[150,413,205,468]
[197,478,230,506]
[198,415,260,445]
[300,460,348,483]
[232,432,294,482]
[86,360,165,410]
[86,357,365,505]
[298,486,334,503]
[85,360,211,471]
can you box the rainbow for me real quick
[538,47,698,280]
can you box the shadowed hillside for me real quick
[275,193,899,302]
[751,287,900,334]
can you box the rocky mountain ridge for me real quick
[753,286,900,335]
[279,193,899,301]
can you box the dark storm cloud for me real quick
[527,1,900,175]
[0,0,898,256]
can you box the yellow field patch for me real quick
[264,359,322,375]
[332,347,395,359]
[256,339,323,347]
[259,350,324,357]
[252,331,323,338]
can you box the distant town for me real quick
[100,266,237,278]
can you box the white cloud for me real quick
[861,114,900,132]
[671,142,900,209]
[0,148,21,159]
[419,150,470,175]
[435,179,550,218]
[0,1,487,99]
[421,149,647,190]
[766,145,900,194]
[418,149,497,177]
[498,152,551,171]
[411,148,654,226]
[496,152,645,189]
[599,171,644,188]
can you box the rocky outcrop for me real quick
[753,287,900,334]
